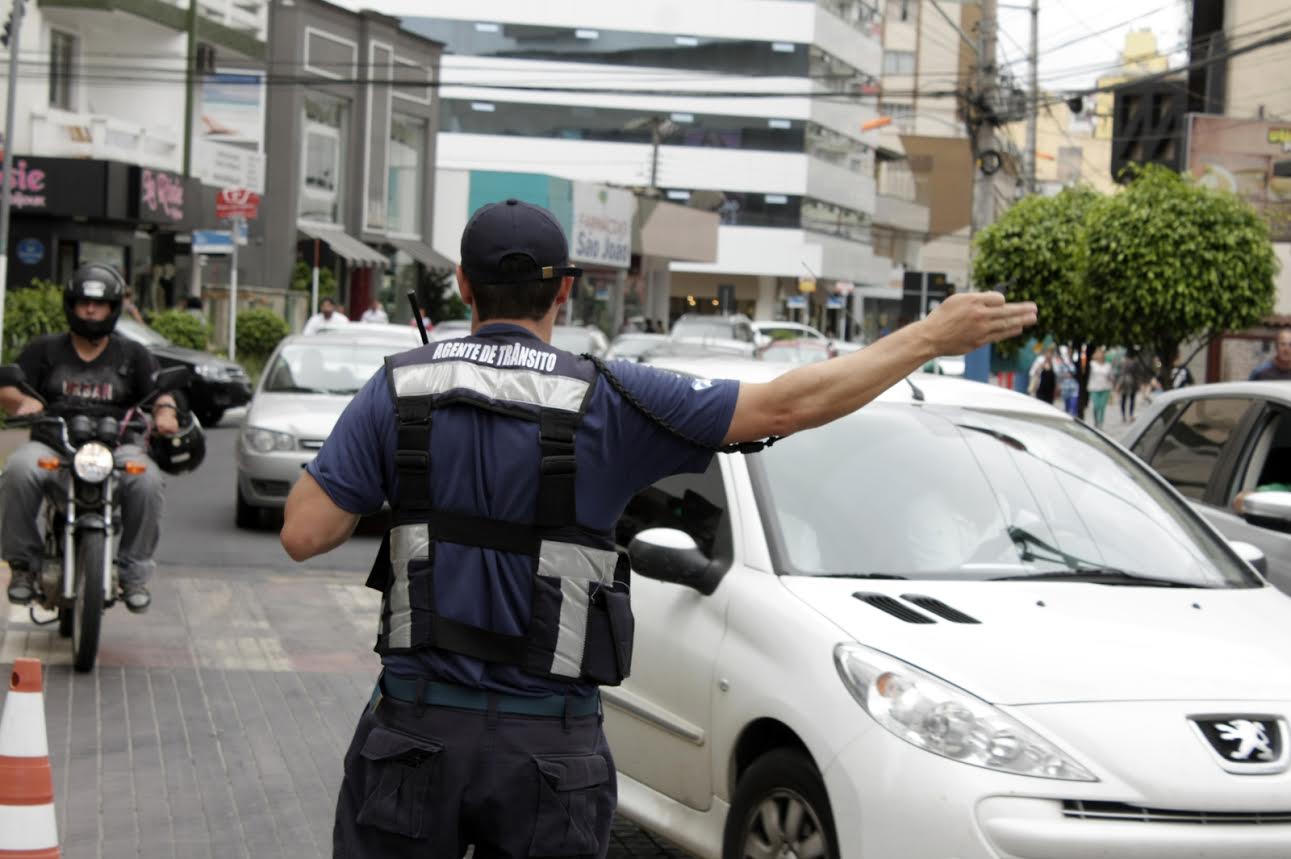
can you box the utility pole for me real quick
[969,0,999,250]
[1025,0,1038,194]
[0,0,28,351]
[181,0,198,177]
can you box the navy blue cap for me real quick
[460,198,583,285]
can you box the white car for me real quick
[609,359,1291,859]
[234,327,421,527]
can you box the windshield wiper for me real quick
[268,385,328,394]
[809,573,909,580]
[989,569,1205,588]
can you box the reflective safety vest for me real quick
[364,331,634,686]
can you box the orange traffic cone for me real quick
[0,658,59,858]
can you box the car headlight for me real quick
[834,643,1097,782]
[73,442,115,484]
[243,426,295,453]
[195,363,231,381]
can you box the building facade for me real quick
[365,0,889,335]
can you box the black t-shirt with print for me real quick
[17,333,159,419]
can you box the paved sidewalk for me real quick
[0,565,690,859]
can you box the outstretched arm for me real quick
[725,292,1036,444]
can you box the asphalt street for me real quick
[0,414,690,859]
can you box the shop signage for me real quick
[1,157,117,218]
[138,168,187,223]
[216,187,260,220]
[16,238,44,265]
[5,159,47,209]
[571,182,634,269]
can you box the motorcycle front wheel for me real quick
[72,532,105,672]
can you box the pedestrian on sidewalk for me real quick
[279,197,1038,859]
[1251,328,1291,380]
[1116,351,1142,422]
[1029,346,1056,405]
[1087,346,1114,430]
[1056,346,1079,416]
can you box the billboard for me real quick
[1187,114,1291,240]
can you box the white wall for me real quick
[432,168,471,263]
[812,5,883,78]
[671,224,885,282]
[0,10,48,152]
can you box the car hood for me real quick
[151,343,241,371]
[244,392,352,441]
[782,577,1291,704]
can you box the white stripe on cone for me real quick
[0,802,59,850]
[0,691,49,757]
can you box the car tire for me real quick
[197,407,225,428]
[723,749,839,859]
[236,486,262,530]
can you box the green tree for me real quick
[150,309,209,350]
[291,260,337,299]
[417,267,468,322]
[3,280,66,363]
[1086,164,1278,388]
[235,308,289,360]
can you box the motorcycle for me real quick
[0,364,189,671]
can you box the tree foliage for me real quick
[3,280,66,363]
[1085,164,1277,382]
[235,308,290,360]
[972,165,1278,388]
[150,309,209,350]
[291,260,337,299]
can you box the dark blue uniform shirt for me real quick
[307,323,739,697]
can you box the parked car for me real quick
[234,327,421,527]
[668,313,763,358]
[114,317,251,427]
[428,319,472,341]
[610,359,1291,859]
[550,325,609,357]
[751,319,829,344]
[922,354,968,376]
[757,337,834,365]
[1122,380,1291,594]
[606,332,669,362]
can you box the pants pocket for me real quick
[354,725,443,839]
[529,752,610,857]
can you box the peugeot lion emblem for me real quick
[1189,715,1290,774]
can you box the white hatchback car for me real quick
[235,327,421,527]
[610,359,1291,859]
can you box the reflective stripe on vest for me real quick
[391,360,590,412]
[389,523,430,650]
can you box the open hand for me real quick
[922,292,1037,356]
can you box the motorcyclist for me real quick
[0,263,179,611]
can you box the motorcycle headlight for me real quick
[834,643,1097,782]
[73,442,115,484]
[243,426,295,453]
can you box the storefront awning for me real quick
[388,237,456,271]
[296,222,388,267]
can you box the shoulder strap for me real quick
[583,354,781,455]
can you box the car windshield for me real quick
[115,317,172,348]
[749,404,1260,588]
[671,318,735,340]
[262,342,394,395]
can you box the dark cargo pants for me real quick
[334,683,616,858]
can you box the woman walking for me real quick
[1087,346,1114,429]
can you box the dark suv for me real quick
[115,318,252,427]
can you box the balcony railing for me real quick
[166,0,267,39]
[30,108,180,172]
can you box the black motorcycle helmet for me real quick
[64,263,126,341]
[150,410,207,475]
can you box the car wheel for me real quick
[723,749,838,859]
[236,486,262,530]
[197,407,225,428]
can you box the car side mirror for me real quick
[1241,491,1291,534]
[1228,540,1269,576]
[151,366,191,394]
[754,333,772,352]
[628,527,722,596]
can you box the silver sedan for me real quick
[235,328,420,527]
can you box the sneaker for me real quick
[121,582,151,614]
[7,566,37,605]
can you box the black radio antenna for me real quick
[407,291,429,345]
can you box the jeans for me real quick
[1,440,165,585]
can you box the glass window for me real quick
[619,459,730,560]
[387,114,425,235]
[299,92,348,223]
[807,122,874,176]
[882,50,915,75]
[49,30,75,110]
[1149,398,1251,501]
[751,405,1260,588]
[263,342,395,395]
[1128,401,1182,462]
[879,101,916,133]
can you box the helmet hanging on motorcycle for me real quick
[150,409,207,475]
[64,263,126,341]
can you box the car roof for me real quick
[1148,380,1291,407]
[643,356,1066,416]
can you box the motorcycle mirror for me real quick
[0,364,28,388]
[151,366,191,394]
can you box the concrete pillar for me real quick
[755,275,778,320]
